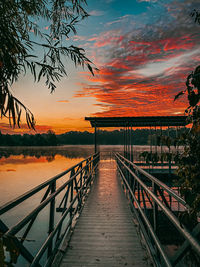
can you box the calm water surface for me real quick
[0,145,97,205]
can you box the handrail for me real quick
[6,158,93,236]
[0,152,100,266]
[0,153,98,216]
[116,152,186,206]
[115,152,200,267]
[30,168,94,267]
[117,166,172,267]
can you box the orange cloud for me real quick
[75,28,199,118]
[57,100,69,103]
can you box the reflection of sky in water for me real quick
[0,152,86,206]
[0,145,124,205]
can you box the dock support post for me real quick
[94,124,97,153]
[130,126,133,162]
[168,125,171,176]
[123,127,125,157]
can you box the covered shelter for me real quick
[85,116,188,155]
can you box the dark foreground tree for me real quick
[174,64,200,228]
[174,7,200,227]
[0,0,95,129]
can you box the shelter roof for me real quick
[85,116,188,128]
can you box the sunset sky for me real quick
[1,0,200,134]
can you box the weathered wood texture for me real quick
[60,159,148,266]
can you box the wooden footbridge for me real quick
[57,159,147,267]
[0,116,200,267]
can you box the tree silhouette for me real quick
[174,9,200,228]
[0,0,95,129]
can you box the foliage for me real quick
[0,0,95,129]
[174,67,200,227]
[139,151,174,165]
[0,234,20,266]
[190,9,200,25]
[175,128,200,228]
[0,129,181,146]
[174,65,200,121]
[173,9,200,226]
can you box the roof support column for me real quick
[130,126,133,162]
[123,127,126,157]
[94,124,97,153]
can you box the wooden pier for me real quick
[58,159,148,266]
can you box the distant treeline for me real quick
[0,129,178,146]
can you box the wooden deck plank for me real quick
[59,159,149,266]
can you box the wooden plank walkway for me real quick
[59,159,149,266]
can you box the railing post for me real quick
[85,159,89,184]
[123,127,125,157]
[94,125,97,153]
[152,182,158,233]
[137,181,141,208]
[168,125,172,176]
[70,179,74,224]
[48,181,56,257]
[79,163,83,210]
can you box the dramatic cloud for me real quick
[57,100,69,103]
[139,0,158,2]
[106,15,132,26]
[137,0,157,2]
[89,10,105,16]
[72,35,87,42]
[75,0,200,117]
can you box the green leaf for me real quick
[87,63,94,76]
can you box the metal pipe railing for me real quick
[0,152,100,266]
[30,167,96,267]
[118,166,172,267]
[116,152,186,206]
[115,152,200,266]
[0,153,98,215]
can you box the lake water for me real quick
[0,145,125,206]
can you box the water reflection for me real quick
[0,145,97,207]
[0,145,94,160]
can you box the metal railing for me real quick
[0,152,100,266]
[115,152,200,267]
